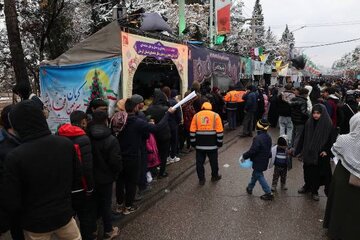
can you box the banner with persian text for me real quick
[40,57,121,132]
[121,32,188,96]
[188,44,240,89]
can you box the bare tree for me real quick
[4,0,31,99]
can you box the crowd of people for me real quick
[1,77,360,240]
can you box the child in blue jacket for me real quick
[242,119,274,201]
[270,136,291,192]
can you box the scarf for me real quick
[302,104,333,165]
[332,112,360,178]
[110,111,128,136]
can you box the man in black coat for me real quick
[88,111,122,239]
[115,99,173,215]
[0,104,23,240]
[290,88,309,150]
[57,111,96,240]
[146,89,171,178]
[0,100,81,239]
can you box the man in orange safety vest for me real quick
[190,102,224,186]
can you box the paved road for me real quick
[120,129,330,240]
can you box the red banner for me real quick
[215,0,231,35]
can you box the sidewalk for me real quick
[112,128,242,228]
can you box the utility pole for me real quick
[209,0,214,47]
[178,0,186,37]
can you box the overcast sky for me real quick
[241,0,360,68]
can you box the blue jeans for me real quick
[279,116,293,145]
[248,170,271,194]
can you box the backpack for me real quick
[146,134,160,168]
[73,143,88,192]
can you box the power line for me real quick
[268,20,360,29]
[295,37,360,49]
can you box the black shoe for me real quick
[211,175,222,182]
[298,186,310,194]
[312,193,320,201]
[134,193,143,202]
[260,193,274,201]
[199,179,206,186]
[246,187,253,195]
[157,172,169,179]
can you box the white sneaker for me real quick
[103,226,120,240]
[115,203,124,214]
[166,157,175,165]
[146,171,153,183]
[173,156,181,163]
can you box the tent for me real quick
[41,21,188,131]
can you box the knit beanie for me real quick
[256,118,270,131]
[130,94,144,104]
[277,136,288,147]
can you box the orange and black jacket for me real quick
[224,90,245,110]
[190,102,224,150]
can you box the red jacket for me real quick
[58,124,94,194]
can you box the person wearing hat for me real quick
[270,136,291,192]
[242,119,274,201]
[130,94,150,197]
[190,101,223,186]
[29,94,49,119]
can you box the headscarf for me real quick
[110,111,128,136]
[332,112,360,178]
[302,104,333,165]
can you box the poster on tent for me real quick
[40,57,121,132]
[188,45,240,88]
[121,32,188,97]
[240,57,252,78]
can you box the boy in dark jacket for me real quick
[88,111,122,240]
[243,119,273,201]
[0,100,81,239]
[57,111,96,240]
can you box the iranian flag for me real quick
[215,0,231,35]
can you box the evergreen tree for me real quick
[89,0,119,34]
[251,0,265,47]
[264,27,277,63]
[278,24,296,62]
[89,69,105,101]
[280,24,295,45]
